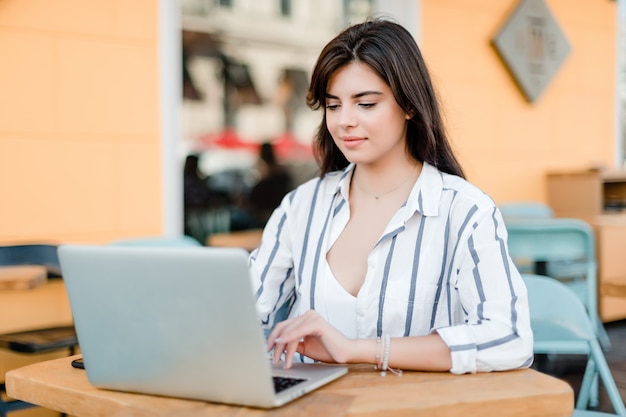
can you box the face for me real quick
[325,62,410,169]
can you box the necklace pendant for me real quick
[354,167,416,201]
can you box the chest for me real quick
[326,194,408,294]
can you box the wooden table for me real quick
[601,281,626,297]
[206,229,263,252]
[6,356,574,417]
[0,265,47,291]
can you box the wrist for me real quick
[349,338,380,365]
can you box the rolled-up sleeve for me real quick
[434,208,534,374]
[249,195,297,330]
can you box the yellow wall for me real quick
[422,0,617,204]
[0,1,618,245]
[0,0,162,245]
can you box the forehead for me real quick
[326,62,387,94]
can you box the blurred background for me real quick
[0,0,622,245]
[2,3,626,415]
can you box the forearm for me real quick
[349,334,452,372]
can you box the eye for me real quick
[359,102,376,108]
[325,103,339,110]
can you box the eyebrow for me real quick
[325,91,383,100]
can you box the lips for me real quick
[342,136,366,149]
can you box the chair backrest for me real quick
[505,217,611,351]
[505,217,597,312]
[500,201,554,220]
[109,235,202,247]
[522,274,595,341]
[505,217,595,263]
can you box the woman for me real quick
[250,18,533,375]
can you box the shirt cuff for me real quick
[432,326,477,374]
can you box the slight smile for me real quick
[341,136,367,149]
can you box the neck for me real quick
[352,162,421,200]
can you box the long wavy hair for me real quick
[306,18,465,179]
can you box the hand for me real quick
[266,310,353,368]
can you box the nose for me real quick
[337,107,357,129]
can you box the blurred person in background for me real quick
[246,142,294,227]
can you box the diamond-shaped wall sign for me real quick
[492,0,571,103]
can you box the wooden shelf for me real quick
[547,170,626,322]
[547,170,626,218]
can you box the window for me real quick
[280,0,291,17]
[343,0,372,24]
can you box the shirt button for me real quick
[359,309,366,317]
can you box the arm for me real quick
[249,196,296,330]
[268,310,452,371]
[435,206,534,373]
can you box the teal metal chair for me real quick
[523,274,626,416]
[499,201,554,220]
[505,217,609,350]
[109,235,202,247]
[506,217,610,409]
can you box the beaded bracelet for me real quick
[381,334,391,376]
[374,334,403,377]
[374,336,382,371]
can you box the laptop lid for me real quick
[58,244,347,408]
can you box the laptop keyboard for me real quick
[273,376,306,393]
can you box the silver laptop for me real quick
[57,244,347,408]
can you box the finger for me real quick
[282,339,300,369]
[273,314,319,346]
[266,319,291,351]
[266,328,279,351]
[271,338,287,365]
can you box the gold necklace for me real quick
[353,169,415,200]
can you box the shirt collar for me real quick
[331,162,443,217]
[406,161,442,217]
[334,164,354,202]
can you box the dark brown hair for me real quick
[306,18,465,179]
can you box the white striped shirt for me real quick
[250,162,533,374]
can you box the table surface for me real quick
[0,265,47,291]
[206,229,263,252]
[601,281,626,297]
[7,355,574,417]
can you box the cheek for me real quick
[324,111,336,130]
[325,113,340,138]
[386,112,409,137]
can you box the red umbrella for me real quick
[272,132,313,161]
[196,128,260,153]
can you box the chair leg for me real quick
[589,368,599,408]
[590,341,626,416]
[594,315,612,352]
[577,357,596,410]
[576,358,601,410]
